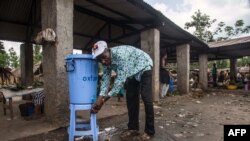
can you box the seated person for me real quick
[217,71,225,86]
[31,90,44,118]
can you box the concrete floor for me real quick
[0,96,55,141]
[0,96,127,141]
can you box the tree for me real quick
[185,10,250,42]
[0,41,15,85]
[237,56,250,67]
[190,62,199,70]
[214,20,250,41]
[33,44,42,64]
[216,59,229,69]
[8,47,19,68]
[185,10,250,69]
[0,41,9,68]
[207,60,229,69]
[184,9,216,42]
[0,41,6,54]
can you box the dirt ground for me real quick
[12,89,250,141]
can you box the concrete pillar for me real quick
[176,44,190,94]
[41,0,73,125]
[20,43,33,86]
[230,58,237,80]
[141,29,160,102]
[199,54,208,90]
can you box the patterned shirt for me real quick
[99,45,153,97]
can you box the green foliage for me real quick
[0,41,6,54]
[0,41,20,69]
[185,10,250,42]
[208,57,250,69]
[0,41,9,68]
[33,44,42,64]
[237,56,250,67]
[32,80,44,87]
[208,61,214,69]
[208,60,229,69]
[0,53,9,68]
[190,62,199,70]
[216,20,250,40]
[184,9,216,42]
[15,83,26,90]
[216,59,229,69]
[8,47,19,68]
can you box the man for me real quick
[160,53,170,98]
[212,63,217,87]
[91,41,155,140]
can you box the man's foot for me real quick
[120,130,140,140]
[135,133,154,141]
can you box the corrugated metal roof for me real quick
[0,0,32,23]
[207,36,250,60]
[208,36,250,48]
[0,0,209,62]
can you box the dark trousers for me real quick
[213,74,217,87]
[126,70,155,135]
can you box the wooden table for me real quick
[0,88,44,120]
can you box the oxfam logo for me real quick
[82,75,98,81]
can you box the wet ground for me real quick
[12,89,250,141]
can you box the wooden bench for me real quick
[0,88,44,120]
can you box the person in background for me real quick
[236,71,242,83]
[160,53,170,98]
[217,71,225,87]
[224,70,230,81]
[24,90,44,120]
[32,90,44,118]
[91,41,155,140]
[212,63,217,87]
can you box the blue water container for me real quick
[65,54,98,104]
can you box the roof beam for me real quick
[0,18,39,27]
[74,5,136,31]
[209,44,250,52]
[127,0,160,19]
[86,0,158,27]
[110,25,157,42]
[84,23,108,50]
[74,32,98,39]
[0,36,25,43]
[74,32,125,47]
[86,0,133,21]
[25,0,36,42]
[117,19,158,24]
[160,33,188,41]
[161,40,191,47]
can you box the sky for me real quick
[2,0,250,56]
[144,0,250,34]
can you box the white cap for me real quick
[92,41,107,58]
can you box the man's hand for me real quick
[91,96,110,113]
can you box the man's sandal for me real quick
[120,130,140,139]
[136,133,154,141]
